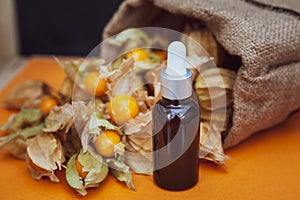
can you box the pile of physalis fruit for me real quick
[0,27,237,196]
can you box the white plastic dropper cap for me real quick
[166,41,187,76]
[160,41,192,100]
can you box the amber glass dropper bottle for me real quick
[152,41,200,191]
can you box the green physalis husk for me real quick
[66,148,108,196]
[88,111,122,135]
[2,108,43,132]
[0,124,44,160]
[80,110,136,193]
[0,108,44,159]
[81,111,122,153]
[107,158,136,191]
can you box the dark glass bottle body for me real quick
[152,97,200,191]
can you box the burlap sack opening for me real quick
[103,0,300,149]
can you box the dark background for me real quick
[16,0,123,56]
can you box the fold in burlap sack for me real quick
[103,0,300,149]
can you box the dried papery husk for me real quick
[43,103,82,158]
[132,89,150,113]
[122,111,153,174]
[55,57,106,81]
[26,133,65,182]
[43,103,74,140]
[2,108,42,132]
[183,24,224,66]
[124,150,153,175]
[195,68,236,112]
[105,58,135,98]
[106,158,136,191]
[42,83,70,106]
[197,90,233,111]
[81,111,122,153]
[0,124,44,160]
[82,59,106,73]
[118,64,162,175]
[122,111,152,136]
[71,85,92,103]
[196,87,227,101]
[133,51,161,72]
[56,56,112,102]
[60,77,74,99]
[112,69,145,97]
[195,68,236,90]
[187,54,214,72]
[198,67,233,79]
[96,100,110,120]
[4,80,44,110]
[54,57,82,82]
[88,112,122,136]
[199,121,229,165]
[78,59,109,98]
[62,126,82,160]
[195,67,236,164]
[0,108,44,159]
[73,101,99,153]
[131,88,160,113]
[4,79,69,111]
[201,107,230,124]
[109,63,161,175]
[77,149,108,188]
[80,122,91,154]
[147,34,170,51]
[66,149,109,196]
[107,28,150,51]
[72,101,95,135]
[203,106,232,132]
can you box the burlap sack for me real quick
[103,0,300,149]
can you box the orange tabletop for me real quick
[0,56,300,200]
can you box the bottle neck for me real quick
[161,96,191,106]
[160,69,193,100]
